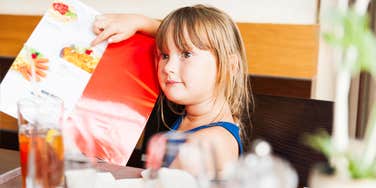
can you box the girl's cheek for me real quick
[157,70,164,84]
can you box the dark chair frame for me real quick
[249,94,333,187]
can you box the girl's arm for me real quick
[91,14,160,46]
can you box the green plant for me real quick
[306,0,376,180]
[307,109,376,178]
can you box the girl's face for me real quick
[157,33,218,105]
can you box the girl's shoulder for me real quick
[187,120,244,154]
[186,121,240,141]
[188,125,239,170]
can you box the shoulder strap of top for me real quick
[186,122,244,155]
[170,116,243,155]
[171,115,183,130]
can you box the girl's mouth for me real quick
[166,80,182,85]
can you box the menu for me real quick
[1,0,107,117]
[66,34,159,165]
[0,0,159,166]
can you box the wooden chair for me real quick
[0,57,18,150]
[0,56,13,83]
[248,94,333,187]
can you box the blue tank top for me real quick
[162,116,243,167]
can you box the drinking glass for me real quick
[17,97,38,188]
[64,154,96,188]
[63,110,97,188]
[17,94,65,188]
[145,132,217,188]
[178,139,217,188]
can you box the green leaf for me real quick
[323,33,342,46]
[304,130,334,159]
[28,48,43,58]
[322,8,376,76]
[349,158,376,179]
[65,11,77,18]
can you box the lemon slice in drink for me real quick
[46,129,59,142]
[46,129,64,159]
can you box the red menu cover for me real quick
[65,33,159,166]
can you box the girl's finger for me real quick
[108,32,131,44]
[93,19,109,35]
[91,27,116,46]
[93,24,104,35]
[93,25,103,35]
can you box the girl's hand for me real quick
[91,14,139,46]
[91,14,160,46]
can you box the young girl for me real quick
[91,5,253,171]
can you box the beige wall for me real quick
[0,0,317,24]
[313,0,339,101]
[314,0,374,138]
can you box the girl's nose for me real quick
[163,56,178,74]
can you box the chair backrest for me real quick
[247,94,333,187]
[0,57,18,150]
[0,56,13,83]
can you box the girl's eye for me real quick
[182,51,192,59]
[160,53,169,60]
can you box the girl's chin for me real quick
[165,94,181,103]
[164,93,186,104]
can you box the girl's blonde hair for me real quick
[156,4,254,146]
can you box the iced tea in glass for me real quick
[17,95,64,188]
[17,98,37,188]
